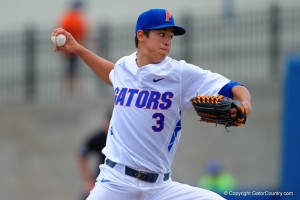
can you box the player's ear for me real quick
[136,30,145,41]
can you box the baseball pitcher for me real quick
[52,8,252,200]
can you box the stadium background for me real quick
[0,0,299,199]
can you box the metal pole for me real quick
[25,27,36,102]
[269,4,281,80]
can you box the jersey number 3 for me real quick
[152,113,165,132]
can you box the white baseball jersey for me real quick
[102,52,229,174]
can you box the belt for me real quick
[106,159,170,183]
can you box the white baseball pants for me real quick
[86,164,225,200]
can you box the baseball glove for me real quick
[190,95,246,128]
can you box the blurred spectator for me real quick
[197,158,236,194]
[57,0,88,93]
[77,110,111,200]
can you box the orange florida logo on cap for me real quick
[165,10,172,21]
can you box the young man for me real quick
[52,8,251,200]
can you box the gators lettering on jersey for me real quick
[114,87,173,110]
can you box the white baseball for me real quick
[51,34,67,47]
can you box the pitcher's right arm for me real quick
[52,28,114,86]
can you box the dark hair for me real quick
[134,30,150,48]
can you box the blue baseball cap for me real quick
[135,9,186,36]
